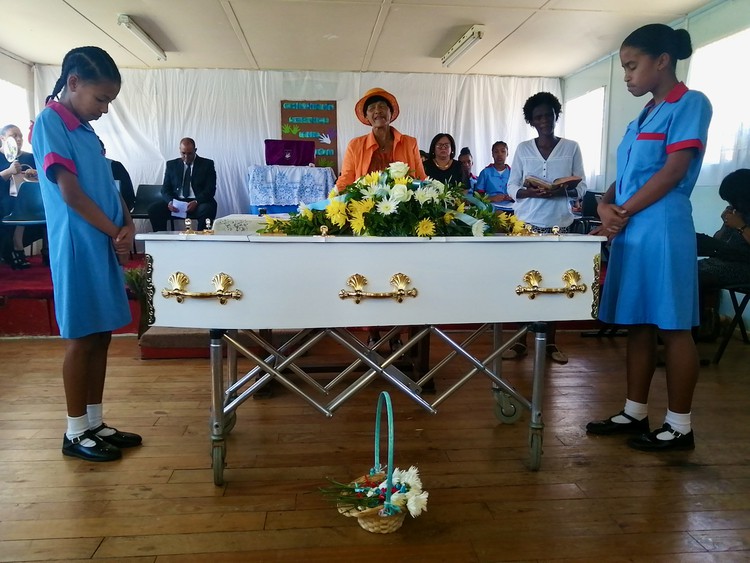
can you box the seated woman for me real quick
[423,133,464,187]
[1,124,39,269]
[475,141,513,210]
[696,168,750,340]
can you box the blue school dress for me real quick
[599,83,712,330]
[32,102,130,338]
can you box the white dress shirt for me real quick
[507,138,587,228]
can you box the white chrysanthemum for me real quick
[428,179,446,194]
[376,197,399,215]
[389,491,407,508]
[390,184,412,203]
[400,466,422,490]
[359,185,379,200]
[472,219,487,237]
[388,468,404,486]
[414,187,438,205]
[406,491,429,517]
[388,161,411,179]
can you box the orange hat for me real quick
[355,87,399,126]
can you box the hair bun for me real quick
[673,28,693,60]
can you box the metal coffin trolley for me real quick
[138,230,604,485]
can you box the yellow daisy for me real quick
[350,214,366,235]
[416,218,436,237]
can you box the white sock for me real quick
[611,399,648,424]
[87,403,115,436]
[663,410,692,437]
[67,414,96,446]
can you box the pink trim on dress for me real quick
[666,139,704,154]
[43,152,78,176]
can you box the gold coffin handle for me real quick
[516,269,587,300]
[339,273,418,304]
[161,272,243,304]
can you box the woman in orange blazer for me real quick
[336,88,426,191]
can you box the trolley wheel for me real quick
[223,411,237,434]
[528,431,543,471]
[212,441,226,486]
[493,391,523,424]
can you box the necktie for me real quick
[181,164,192,198]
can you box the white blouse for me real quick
[507,138,587,228]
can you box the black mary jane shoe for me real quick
[628,423,695,452]
[586,411,650,436]
[62,431,121,462]
[91,423,143,448]
[10,250,30,270]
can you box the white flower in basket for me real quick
[319,392,428,533]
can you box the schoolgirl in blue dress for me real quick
[475,141,513,211]
[32,46,142,462]
[587,25,712,451]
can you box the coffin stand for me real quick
[138,231,604,485]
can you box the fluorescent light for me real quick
[117,14,167,61]
[441,25,485,68]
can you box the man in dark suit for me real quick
[148,137,217,231]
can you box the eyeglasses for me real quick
[435,143,451,149]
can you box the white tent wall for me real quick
[32,66,558,222]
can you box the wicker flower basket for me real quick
[344,392,407,533]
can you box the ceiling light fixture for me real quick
[117,14,167,61]
[441,25,485,68]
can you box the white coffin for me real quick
[137,233,605,330]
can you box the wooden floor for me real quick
[0,329,749,562]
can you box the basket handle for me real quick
[370,391,399,515]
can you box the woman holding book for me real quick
[504,92,587,364]
[586,24,712,451]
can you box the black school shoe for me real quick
[91,424,143,448]
[628,423,695,452]
[586,411,650,435]
[62,431,121,462]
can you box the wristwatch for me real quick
[738,224,748,234]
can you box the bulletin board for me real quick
[280,100,338,173]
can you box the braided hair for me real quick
[46,46,121,104]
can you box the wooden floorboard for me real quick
[0,330,748,562]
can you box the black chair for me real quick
[131,184,178,230]
[2,181,46,225]
[712,285,750,364]
[572,191,602,234]
[130,184,162,221]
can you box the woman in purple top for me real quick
[33,46,142,462]
[586,24,712,451]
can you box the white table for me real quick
[138,231,604,484]
[246,165,335,212]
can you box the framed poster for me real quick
[280,100,338,173]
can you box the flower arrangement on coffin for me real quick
[259,161,525,237]
[320,465,429,532]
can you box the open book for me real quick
[524,175,582,191]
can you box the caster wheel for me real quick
[212,441,226,486]
[528,431,543,471]
[493,391,522,424]
[223,411,237,434]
